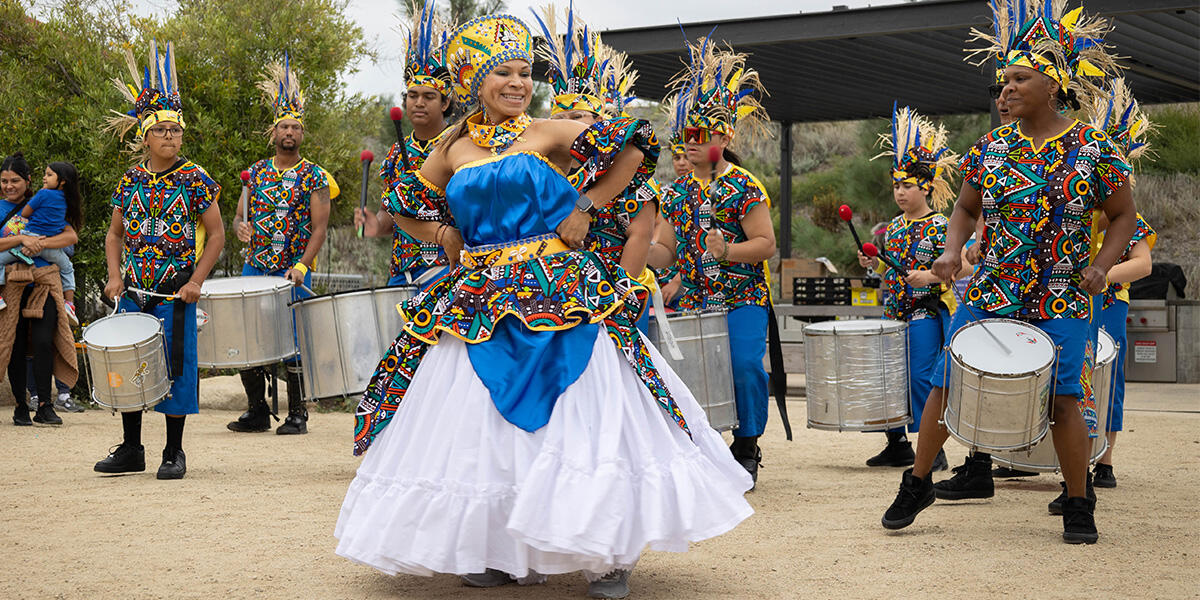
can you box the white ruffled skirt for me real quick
[334,329,754,577]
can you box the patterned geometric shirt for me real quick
[569,169,660,264]
[380,134,446,278]
[244,158,329,272]
[111,161,220,292]
[959,121,1130,320]
[880,212,950,321]
[661,164,771,310]
[1100,213,1155,309]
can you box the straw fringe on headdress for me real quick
[1088,78,1155,182]
[105,40,185,155]
[965,0,1120,106]
[669,31,768,147]
[256,53,305,142]
[599,46,638,118]
[532,3,608,115]
[402,0,453,96]
[661,92,686,156]
[873,102,959,211]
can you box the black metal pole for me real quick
[779,121,793,259]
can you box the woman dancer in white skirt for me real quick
[334,14,753,599]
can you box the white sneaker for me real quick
[55,392,85,413]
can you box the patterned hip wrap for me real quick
[459,234,571,269]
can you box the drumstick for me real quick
[239,170,250,226]
[861,242,904,273]
[357,149,374,238]
[704,146,728,252]
[390,107,411,168]
[838,204,869,253]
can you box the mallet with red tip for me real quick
[358,149,374,238]
[389,106,411,169]
[239,169,251,225]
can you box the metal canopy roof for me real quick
[598,0,1200,123]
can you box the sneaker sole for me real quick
[866,459,916,468]
[32,418,63,426]
[881,495,935,530]
[227,424,271,433]
[933,488,995,501]
[1093,480,1116,489]
[156,470,186,480]
[94,465,146,474]
[1063,531,1098,544]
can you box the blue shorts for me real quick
[930,305,1095,400]
[117,298,198,415]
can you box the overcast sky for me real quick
[129,0,900,98]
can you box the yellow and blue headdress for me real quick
[669,31,767,143]
[661,92,686,156]
[105,40,186,145]
[403,0,452,97]
[599,48,638,119]
[966,0,1119,106]
[1088,78,1154,179]
[444,14,534,105]
[257,52,305,130]
[531,3,606,116]
[873,102,959,211]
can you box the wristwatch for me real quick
[575,193,598,217]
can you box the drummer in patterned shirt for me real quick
[881,0,1136,545]
[857,104,958,473]
[94,41,224,480]
[228,57,336,436]
[354,2,453,286]
[658,41,776,487]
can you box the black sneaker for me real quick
[882,468,935,530]
[993,466,1038,478]
[157,448,186,480]
[1062,496,1099,544]
[227,405,271,433]
[94,443,146,474]
[866,440,915,467]
[1092,463,1116,488]
[275,413,307,435]
[934,454,994,500]
[731,445,762,490]
[32,403,62,425]
[587,569,631,599]
[1048,473,1096,515]
[931,449,949,472]
[12,403,31,426]
[460,569,515,588]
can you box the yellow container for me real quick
[850,287,880,306]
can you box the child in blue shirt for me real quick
[0,161,82,323]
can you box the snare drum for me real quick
[992,329,1118,471]
[292,286,417,401]
[82,312,171,412]
[803,319,910,431]
[944,318,1055,452]
[197,276,296,368]
[646,311,738,432]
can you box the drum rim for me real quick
[289,284,418,307]
[802,318,907,335]
[82,312,163,350]
[200,275,294,296]
[1096,328,1118,368]
[948,317,1055,377]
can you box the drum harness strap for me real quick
[124,268,193,379]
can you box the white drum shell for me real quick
[646,311,738,432]
[803,319,910,432]
[992,329,1118,471]
[944,318,1055,452]
[197,276,296,368]
[292,287,417,401]
[82,312,171,412]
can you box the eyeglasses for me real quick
[988,83,1005,99]
[682,127,711,144]
[148,126,184,138]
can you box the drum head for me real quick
[950,318,1054,375]
[804,319,906,335]
[83,312,161,346]
[202,276,292,295]
[1096,329,1118,367]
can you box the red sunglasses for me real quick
[682,127,712,144]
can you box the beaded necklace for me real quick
[467,111,532,155]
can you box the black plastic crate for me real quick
[793,277,851,305]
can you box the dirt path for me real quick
[0,383,1196,599]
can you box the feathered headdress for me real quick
[661,92,686,156]
[599,47,638,119]
[403,0,452,97]
[873,102,959,211]
[257,52,305,131]
[965,0,1120,107]
[105,40,185,148]
[669,31,767,144]
[444,15,534,105]
[1088,78,1155,179]
[531,3,606,116]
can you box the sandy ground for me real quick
[0,382,1197,600]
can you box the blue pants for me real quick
[241,264,311,364]
[728,305,769,438]
[25,357,70,397]
[890,308,950,434]
[117,298,198,415]
[387,264,449,291]
[0,247,75,291]
[1100,301,1129,431]
[636,309,650,335]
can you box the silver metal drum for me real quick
[944,318,1055,452]
[197,276,296,368]
[647,311,738,432]
[81,312,170,412]
[992,329,1118,472]
[292,286,417,401]
[803,319,910,431]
